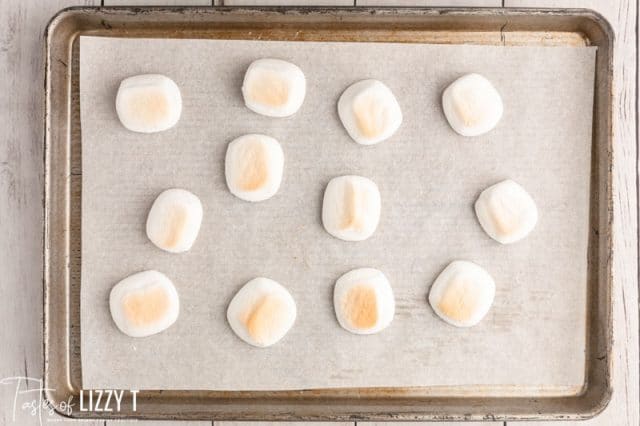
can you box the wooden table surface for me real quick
[0,0,637,425]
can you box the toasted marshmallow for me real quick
[475,179,538,244]
[227,277,296,348]
[322,175,381,242]
[109,270,179,337]
[225,134,284,202]
[338,79,402,145]
[242,58,306,117]
[322,176,381,241]
[429,261,495,328]
[442,73,503,137]
[334,268,395,335]
[115,74,182,133]
[146,188,203,253]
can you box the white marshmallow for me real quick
[475,179,538,244]
[242,58,306,117]
[109,270,179,338]
[146,188,203,253]
[322,175,381,242]
[227,277,297,348]
[334,268,395,335]
[428,260,495,328]
[338,79,402,145]
[442,73,503,137]
[225,134,284,202]
[115,74,182,133]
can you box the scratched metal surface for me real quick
[40,4,614,423]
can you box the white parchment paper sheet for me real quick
[80,36,595,392]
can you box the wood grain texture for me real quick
[362,422,497,426]
[502,1,640,426]
[356,0,501,6]
[217,423,351,426]
[112,421,212,425]
[0,1,102,425]
[222,0,354,5]
[106,0,213,5]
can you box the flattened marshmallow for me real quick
[242,58,306,117]
[109,270,179,337]
[334,268,395,335]
[475,179,538,244]
[146,188,203,253]
[338,79,402,145]
[429,261,495,328]
[227,277,297,348]
[225,134,284,202]
[322,175,381,242]
[116,74,182,133]
[442,73,503,137]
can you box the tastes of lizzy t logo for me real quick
[1,376,138,424]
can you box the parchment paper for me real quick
[80,35,596,392]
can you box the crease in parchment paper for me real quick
[79,36,596,392]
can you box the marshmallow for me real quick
[115,74,182,133]
[322,175,381,242]
[338,79,402,145]
[146,188,203,253]
[242,58,306,117]
[334,268,395,335]
[225,134,284,202]
[429,260,495,328]
[475,179,538,244]
[442,73,503,137]
[227,277,297,348]
[109,270,179,337]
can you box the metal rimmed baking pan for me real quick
[44,6,613,421]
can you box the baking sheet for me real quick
[79,35,595,392]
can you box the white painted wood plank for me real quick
[218,423,352,426]
[106,0,213,5]
[111,421,211,425]
[502,1,639,426]
[356,0,501,6]
[0,0,103,423]
[363,422,497,425]
[223,0,353,6]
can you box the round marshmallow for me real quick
[227,277,297,348]
[475,179,538,244]
[442,73,503,137]
[338,79,403,145]
[115,74,182,133]
[242,58,306,117]
[146,188,203,253]
[225,134,284,202]
[322,175,381,242]
[428,260,495,328]
[109,270,180,338]
[334,268,395,335]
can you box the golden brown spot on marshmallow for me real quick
[437,277,482,322]
[128,90,170,125]
[238,140,269,191]
[122,286,170,327]
[247,72,289,107]
[452,88,487,127]
[488,196,519,236]
[340,181,365,231]
[162,206,188,249]
[343,284,378,330]
[242,295,287,344]
[353,94,387,138]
